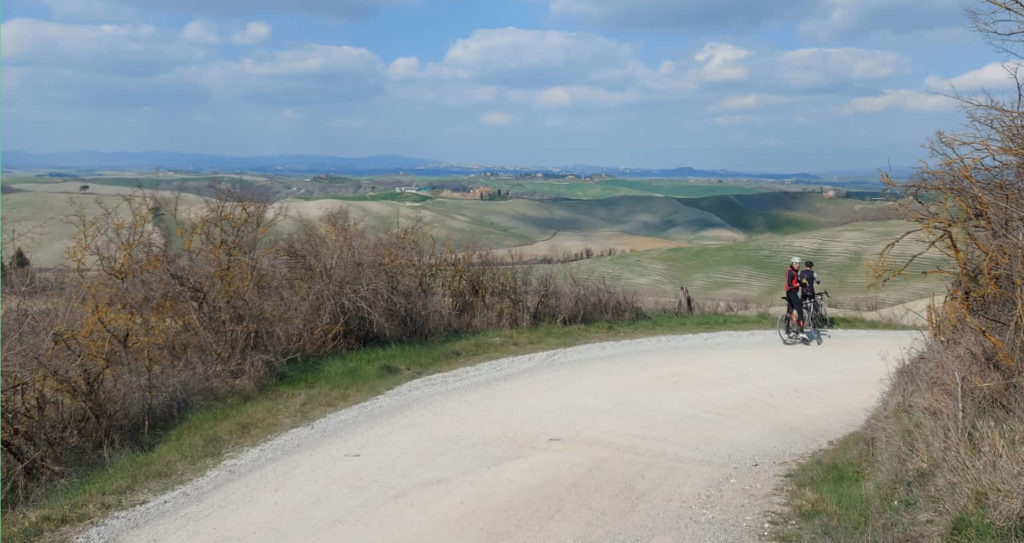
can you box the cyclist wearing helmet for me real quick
[800,260,820,312]
[785,256,804,335]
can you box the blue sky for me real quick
[1,0,1016,171]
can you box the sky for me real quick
[0,0,1018,172]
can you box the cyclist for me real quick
[800,260,820,313]
[785,256,805,336]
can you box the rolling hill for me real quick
[2,186,930,313]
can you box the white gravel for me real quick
[78,329,923,543]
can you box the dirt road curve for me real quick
[81,330,921,543]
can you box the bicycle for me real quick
[777,295,822,345]
[809,290,832,330]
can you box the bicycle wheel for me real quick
[810,319,822,345]
[820,302,832,328]
[774,311,798,344]
[816,295,831,328]
[777,313,793,344]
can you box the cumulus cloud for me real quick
[546,0,814,31]
[717,93,796,110]
[181,20,220,45]
[713,114,756,126]
[43,0,417,19]
[925,62,1024,93]
[434,27,633,86]
[1,18,207,70]
[41,0,134,19]
[533,85,635,108]
[231,22,272,45]
[775,47,910,87]
[536,87,573,108]
[174,44,384,102]
[388,56,421,79]
[481,111,514,125]
[693,42,750,82]
[844,90,955,113]
[799,0,964,41]
[238,44,379,76]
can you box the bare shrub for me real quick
[1,197,646,506]
[865,1,1024,534]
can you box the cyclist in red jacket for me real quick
[785,256,805,335]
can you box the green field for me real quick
[296,191,432,203]
[3,171,807,200]
[560,219,947,310]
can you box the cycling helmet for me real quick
[805,260,814,268]
[790,256,801,265]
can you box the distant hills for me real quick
[2,150,822,181]
[2,151,435,174]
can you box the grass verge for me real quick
[770,423,1023,542]
[3,312,900,542]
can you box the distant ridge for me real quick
[2,150,818,180]
[1,151,436,173]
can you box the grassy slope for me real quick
[3,313,781,543]
[679,192,895,234]
[561,220,948,309]
[599,178,770,197]
[0,192,207,267]
[470,178,772,199]
[771,429,1024,542]
[296,192,432,203]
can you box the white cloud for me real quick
[775,48,910,87]
[536,87,573,108]
[174,44,384,102]
[231,21,272,45]
[844,90,955,113]
[693,42,750,82]
[546,0,815,31]
[713,114,756,126]
[238,45,379,76]
[533,85,635,108]
[387,56,421,79]
[41,0,133,19]
[43,0,418,19]
[1,18,207,69]
[435,27,633,85]
[718,93,796,110]
[481,111,514,125]
[799,0,964,41]
[925,62,1024,93]
[181,20,220,45]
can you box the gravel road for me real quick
[80,329,922,543]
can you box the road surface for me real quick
[81,330,921,542]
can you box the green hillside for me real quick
[560,220,947,309]
[679,192,897,234]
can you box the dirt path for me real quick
[80,330,922,542]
